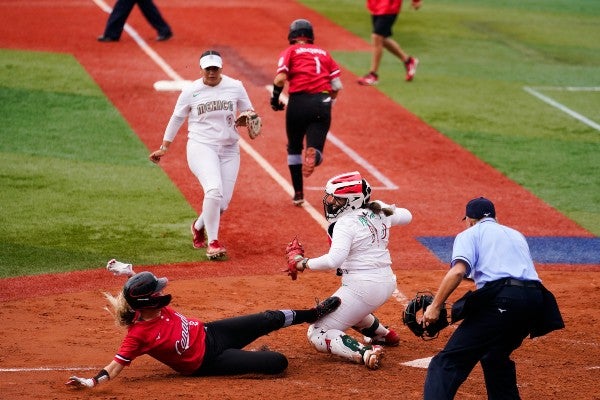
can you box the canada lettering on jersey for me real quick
[196,100,234,115]
[174,311,191,355]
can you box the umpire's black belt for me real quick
[500,278,541,288]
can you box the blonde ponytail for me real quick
[103,291,136,327]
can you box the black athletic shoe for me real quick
[97,35,119,42]
[310,296,341,322]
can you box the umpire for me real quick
[422,197,564,400]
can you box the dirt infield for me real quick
[0,0,598,399]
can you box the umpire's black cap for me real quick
[463,197,496,220]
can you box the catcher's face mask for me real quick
[323,171,370,222]
[323,194,348,220]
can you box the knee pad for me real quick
[353,314,379,337]
[265,352,288,374]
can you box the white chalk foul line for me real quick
[0,366,97,372]
[523,86,600,132]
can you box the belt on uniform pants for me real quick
[502,278,541,288]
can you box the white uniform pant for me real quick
[307,272,396,361]
[187,140,240,241]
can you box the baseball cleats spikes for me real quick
[366,329,400,347]
[405,57,419,81]
[206,240,226,259]
[310,296,341,322]
[302,147,318,177]
[358,72,378,86]
[292,192,304,206]
[191,222,206,248]
[362,345,384,370]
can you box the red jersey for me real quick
[367,0,402,15]
[276,43,341,94]
[113,307,206,376]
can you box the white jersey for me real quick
[309,201,412,278]
[163,74,253,146]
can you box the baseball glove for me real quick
[283,237,304,280]
[235,110,262,139]
[402,292,449,340]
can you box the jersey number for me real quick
[313,57,321,74]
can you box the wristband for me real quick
[272,84,283,99]
[159,145,168,152]
[93,369,110,385]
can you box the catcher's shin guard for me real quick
[308,328,383,369]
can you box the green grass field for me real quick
[300,0,599,233]
[0,50,202,277]
[0,0,598,278]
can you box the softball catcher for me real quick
[284,171,413,369]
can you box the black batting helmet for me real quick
[123,271,172,310]
[288,19,314,44]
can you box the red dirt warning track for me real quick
[0,1,598,399]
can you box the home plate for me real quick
[153,80,192,91]
[401,356,432,368]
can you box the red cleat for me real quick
[405,57,419,81]
[206,240,227,259]
[191,222,206,248]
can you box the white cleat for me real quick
[362,345,384,370]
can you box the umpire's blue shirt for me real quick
[451,218,540,289]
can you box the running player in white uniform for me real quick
[290,171,413,369]
[149,50,256,259]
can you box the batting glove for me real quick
[65,376,95,389]
[106,259,135,277]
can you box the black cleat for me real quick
[311,296,341,322]
[97,35,119,42]
[156,32,173,41]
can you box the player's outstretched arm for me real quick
[66,361,123,389]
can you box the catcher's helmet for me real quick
[123,271,172,310]
[323,171,372,222]
[402,292,449,340]
[288,19,314,44]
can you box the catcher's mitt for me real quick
[283,237,304,280]
[402,292,449,340]
[235,110,262,139]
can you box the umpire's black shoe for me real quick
[310,296,341,322]
[97,35,119,42]
[156,32,173,41]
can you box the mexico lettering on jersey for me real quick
[169,74,253,146]
[113,307,206,376]
[276,43,341,94]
